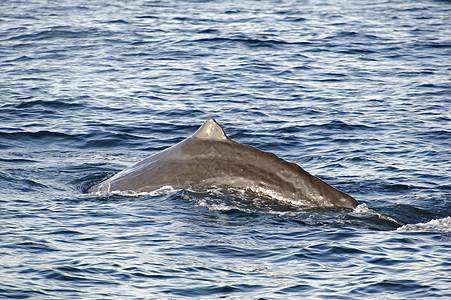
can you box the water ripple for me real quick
[0,0,450,298]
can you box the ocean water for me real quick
[1,0,450,298]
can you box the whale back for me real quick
[91,119,358,209]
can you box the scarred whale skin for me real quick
[90,119,358,209]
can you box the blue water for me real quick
[1,0,450,298]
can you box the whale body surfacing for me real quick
[90,119,358,209]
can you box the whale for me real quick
[90,119,358,209]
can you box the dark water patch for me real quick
[49,229,83,236]
[303,121,375,131]
[0,157,38,164]
[283,16,307,22]
[164,284,246,298]
[351,176,430,196]
[6,26,113,43]
[129,271,179,280]
[414,129,451,143]
[382,183,418,192]
[103,19,129,24]
[82,131,147,149]
[15,240,59,253]
[267,121,375,138]
[338,47,378,55]
[44,269,118,285]
[155,108,205,119]
[0,171,50,192]
[344,213,401,231]
[0,131,82,148]
[277,284,312,294]
[376,204,438,226]
[0,285,47,299]
[2,55,33,63]
[13,99,85,109]
[192,36,306,48]
[135,14,159,19]
[362,279,433,295]
[198,28,220,34]
[438,184,451,191]
[333,137,372,145]
[55,265,119,277]
[416,41,451,49]
[75,171,116,193]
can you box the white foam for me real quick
[396,216,451,233]
[353,203,401,225]
[94,185,178,197]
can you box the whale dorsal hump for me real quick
[192,118,228,141]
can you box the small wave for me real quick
[396,216,451,233]
[415,129,451,142]
[0,157,38,163]
[285,120,375,133]
[102,19,129,24]
[82,131,146,148]
[7,27,97,42]
[0,171,50,191]
[317,120,375,131]
[191,37,305,48]
[0,130,78,141]
[14,99,84,109]
[353,203,401,225]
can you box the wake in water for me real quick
[397,216,451,233]
[90,184,403,231]
[85,169,449,232]
[353,203,401,226]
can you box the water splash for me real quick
[397,216,451,233]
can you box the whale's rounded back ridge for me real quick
[90,119,358,209]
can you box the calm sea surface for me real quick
[1,0,450,298]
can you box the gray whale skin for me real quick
[90,119,358,209]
